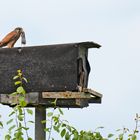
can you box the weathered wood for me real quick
[0,88,102,108]
[0,45,77,93]
[88,97,101,104]
[42,91,91,99]
[83,88,102,98]
[38,98,89,108]
[35,107,46,140]
[0,42,101,94]
[75,99,89,107]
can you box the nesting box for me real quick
[0,42,101,94]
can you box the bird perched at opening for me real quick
[0,27,26,48]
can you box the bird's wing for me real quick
[0,31,18,46]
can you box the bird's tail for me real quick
[21,31,26,45]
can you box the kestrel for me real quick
[0,27,26,48]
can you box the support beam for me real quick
[0,88,102,108]
[35,107,46,140]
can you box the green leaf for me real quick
[17,106,23,115]
[18,115,23,121]
[65,132,70,140]
[14,131,23,138]
[19,122,22,127]
[22,126,29,130]
[67,125,72,132]
[18,73,22,77]
[96,126,104,130]
[15,81,21,85]
[119,133,123,139]
[7,119,13,125]
[47,112,53,117]
[28,121,34,124]
[61,129,66,138]
[41,120,47,124]
[13,75,19,80]
[116,129,121,132]
[132,134,137,140]
[0,121,3,128]
[134,130,139,133]
[17,86,25,94]
[23,77,28,83]
[44,128,50,132]
[73,132,79,140]
[16,126,22,131]
[53,116,59,124]
[9,125,16,132]
[58,108,64,115]
[62,123,67,127]
[26,109,33,115]
[108,133,114,138]
[17,69,22,73]
[53,126,60,133]
[51,98,57,106]
[20,100,27,107]
[28,137,32,140]
[5,134,11,140]
[19,96,25,102]
[9,111,15,117]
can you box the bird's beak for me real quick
[21,31,26,45]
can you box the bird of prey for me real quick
[0,27,26,48]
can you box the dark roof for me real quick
[25,41,101,49]
[76,41,101,48]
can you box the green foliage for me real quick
[5,69,33,140]
[44,106,140,140]
[0,114,3,129]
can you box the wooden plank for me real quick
[42,91,91,99]
[0,92,39,105]
[83,88,102,98]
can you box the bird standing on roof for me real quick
[0,27,26,48]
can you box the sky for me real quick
[0,0,140,139]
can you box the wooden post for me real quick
[35,106,46,140]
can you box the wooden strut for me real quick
[42,92,91,99]
[35,106,46,140]
[42,89,102,99]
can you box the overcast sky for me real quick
[0,0,140,139]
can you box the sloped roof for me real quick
[25,41,101,49]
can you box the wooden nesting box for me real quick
[0,42,101,94]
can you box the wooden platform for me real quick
[0,89,102,108]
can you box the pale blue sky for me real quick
[0,0,140,139]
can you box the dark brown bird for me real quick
[0,27,26,48]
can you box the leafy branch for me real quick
[5,69,33,140]
[43,107,140,140]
